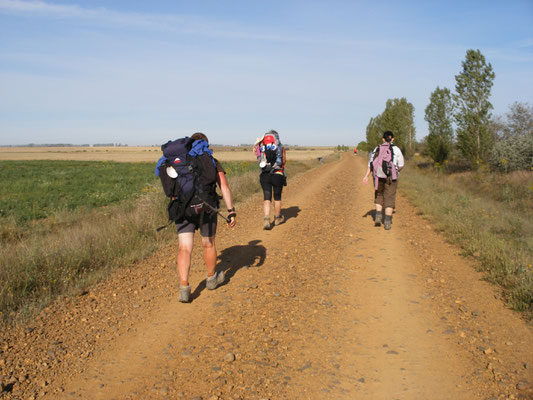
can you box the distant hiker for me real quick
[353,147,358,155]
[362,131,404,230]
[254,130,287,230]
[156,132,236,303]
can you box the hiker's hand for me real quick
[362,176,369,185]
[227,212,236,228]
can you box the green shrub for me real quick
[489,134,533,172]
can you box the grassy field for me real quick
[0,160,158,225]
[400,161,533,317]
[0,160,259,227]
[0,153,337,323]
[0,146,335,162]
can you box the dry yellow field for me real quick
[0,146,335,162]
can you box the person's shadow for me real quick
[362,209,395,222]
[283,206,301,223]
[363,209,376,219]
[190,240,266,301]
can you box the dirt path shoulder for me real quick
[1,154,531,400]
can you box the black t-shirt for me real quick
[214,158,225,175]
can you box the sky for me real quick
[0,0,532,146]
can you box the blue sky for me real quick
[0,0,532,146]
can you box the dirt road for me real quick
[1,154,532,400]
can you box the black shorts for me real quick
[175,212,217,237]
[260,172,284,201]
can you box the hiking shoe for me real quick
[263,217,271,230]
[384,215,392,230]
[179,285,191,303]
[206,271,225,290]
[374,211,382,226]
[274,214,285,226]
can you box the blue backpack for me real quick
[157,137,218,222]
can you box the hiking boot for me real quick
[384,215,392,230]
[178,285,191,303]
[374,211,382,226]
[263,217,271,230]
[274,214,285,226]
[206,271,225,290]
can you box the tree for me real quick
[357,141,369,152]
[365,98,416,157]
[365,116,382,150]
[489,102,533,172]
[499,102,533,140]
[424,87,454,163]
[379,98,416,157]
[453,49,495,166]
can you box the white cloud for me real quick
[0,0,397,47]
[0,0,92,18]
[514,37,533,49]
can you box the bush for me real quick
[357,141,370,152]
[489,134,533,172]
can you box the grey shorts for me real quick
[175,213,217,237]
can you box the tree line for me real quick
[358,49,533,172]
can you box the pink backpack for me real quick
[371,143,398,189]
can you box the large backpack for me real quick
[254,133,283,172]
[371,142,398,189]
[157,137,218,222]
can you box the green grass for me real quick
[401,164,533,317]
[220,160,259,177]
[0,160,158,224]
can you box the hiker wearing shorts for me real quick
[176,133,236,302]
[256,130,286,230]
[362,131,404,230]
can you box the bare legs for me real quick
[263,200,282,219]
[263,200,271,219]
[177,233,217,286]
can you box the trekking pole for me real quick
[155,221,173,232]
[155,197,233,232]
[194,196,232,223]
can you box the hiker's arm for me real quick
[362,148,374,185]
[362,166,371,185]
[217,172,236,227]
[282,146,286,166]
[396,148,405,172]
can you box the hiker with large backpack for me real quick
[253,130,287,230]
[362,131,405,230]
[156,132,236,303]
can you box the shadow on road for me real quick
[362,209,376,219]
[362,209,396,223]
[283,206,301,223]
[191,240,266,301]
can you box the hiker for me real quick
[254,130,286,230]
[362,131,404,230]
[157,132,236,303]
